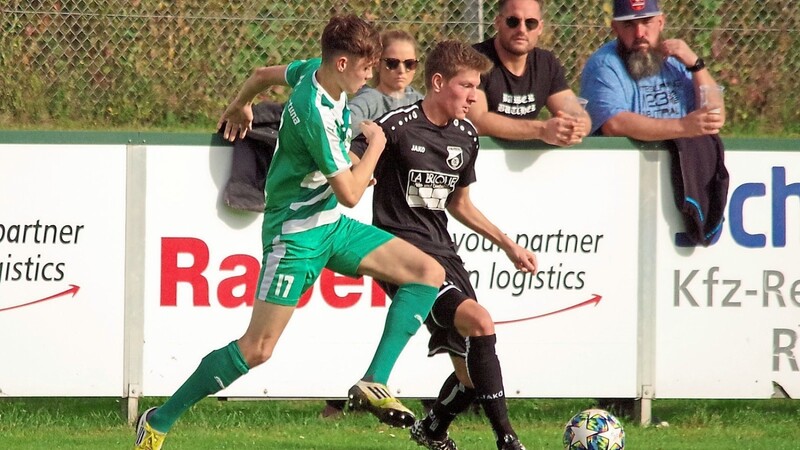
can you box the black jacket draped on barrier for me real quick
[219,101,283,212]
[666,134,730,247]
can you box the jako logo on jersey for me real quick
[411,144,426,153]
[447,146,464,170]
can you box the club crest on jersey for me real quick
[446,146,464,170]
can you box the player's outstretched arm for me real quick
[218,65,289,141]
[447,186,537,273]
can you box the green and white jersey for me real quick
[263,58,353,235]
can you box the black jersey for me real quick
[351,101,479,257]
[473,38,569,119]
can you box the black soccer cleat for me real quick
[410,419,458,450]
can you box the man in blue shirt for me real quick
[581,0,725,139]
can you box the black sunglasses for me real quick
[383,58,419,71]
[505,16,540,30]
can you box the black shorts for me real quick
[378,252,475,358]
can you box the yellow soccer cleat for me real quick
[347,380,415,428]
[133,407,167,450]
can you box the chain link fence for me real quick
[2,1,798,133]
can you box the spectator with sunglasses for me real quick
[469,0,590,146]
[349,29,424,135]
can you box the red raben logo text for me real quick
[160,237,386,308]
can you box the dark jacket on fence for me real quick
[666,134,730,247]
[219,101,283,212]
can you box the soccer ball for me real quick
[562,408,625,450]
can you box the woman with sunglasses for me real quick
[349,29,424,135]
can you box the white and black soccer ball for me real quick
[562,408,625,450]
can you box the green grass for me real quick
[1,397,799,449]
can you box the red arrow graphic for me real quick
[0,284,81,313]
[494,294,602,325]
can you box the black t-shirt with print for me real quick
[473,37,570,119]
[351,101,479,257]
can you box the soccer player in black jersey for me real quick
[469,0,591,146]
[352,40,537,450]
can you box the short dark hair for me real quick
[321,15,382,63]
[424,40,492,89]
[498,0,543,14]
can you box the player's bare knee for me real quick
[461,317,495,337]
[471,312,495,335]
[456,302,495,336]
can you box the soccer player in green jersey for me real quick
[134,15,444,450]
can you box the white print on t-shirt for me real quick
[639,79,684,118]
[498,92,537,116]
[406,169,459,210]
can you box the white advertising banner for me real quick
[654,149,800,399]
[4,135,796,403]
[442,149,641,398]
[0,144,127,396]
[141,145,641,398]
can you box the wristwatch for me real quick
[686,58,705,72]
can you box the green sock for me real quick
[363,283,438,384]
[149,340,249,433]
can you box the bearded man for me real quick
[581,0,725,140]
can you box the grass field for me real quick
[1,397,798,449]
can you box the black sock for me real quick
[467,334,516,441]
[423,372,476,440]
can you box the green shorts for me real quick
[256,215,393,306]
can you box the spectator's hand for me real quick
[505,243,538,274]
[681,107,725,136]
[359,120,387,151]
[575,113,591,141]
[661,39,698,67]
[217,102,254,141]
[542,115,580,147]
[560,110,590,145]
